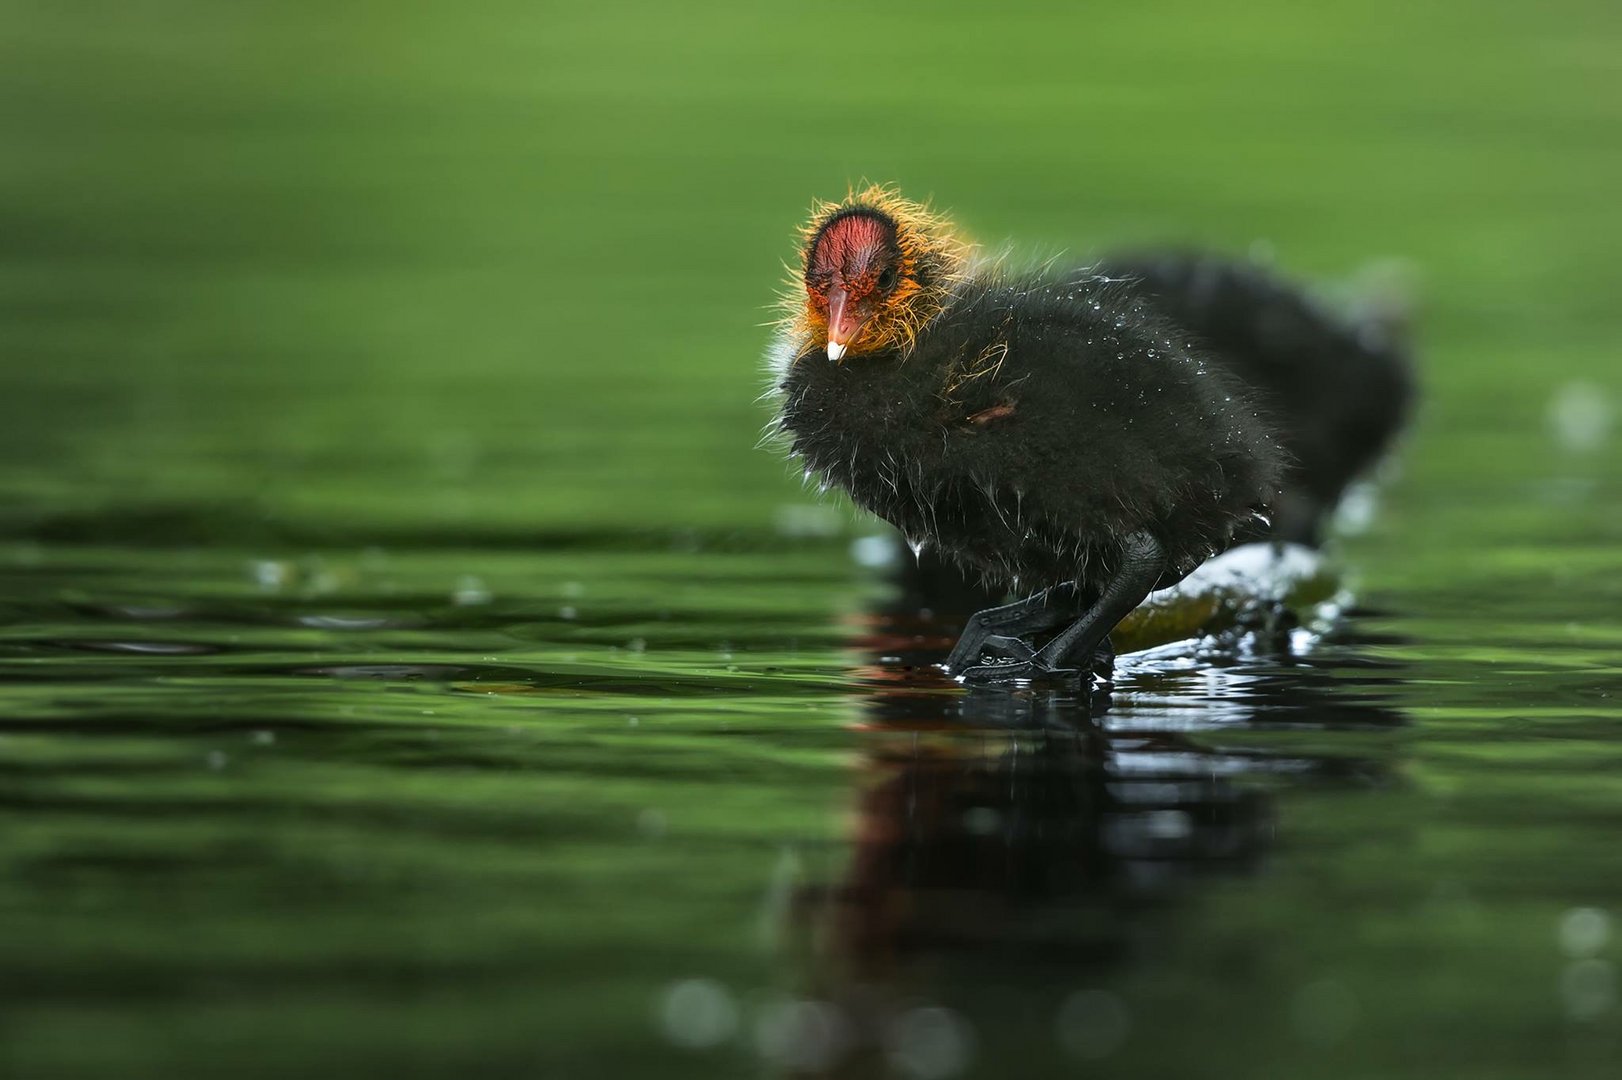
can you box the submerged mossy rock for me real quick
[1113,543,1342,655]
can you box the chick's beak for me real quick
[825,286,856,361]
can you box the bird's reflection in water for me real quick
[769,602,1404,1077]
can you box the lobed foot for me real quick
[944,634,1036,675]
[956,636,1115,689]
[957,656,1081,688]
[940,622,1025,674]
[942,584,1083,675]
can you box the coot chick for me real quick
[767,186,1286,684]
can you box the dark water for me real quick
[4,496,1619,1078]
[2,2,1620,1077]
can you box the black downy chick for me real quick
[768,187,1292,685]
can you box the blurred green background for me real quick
[1,2,1620,1078]
[2,0,1616,541]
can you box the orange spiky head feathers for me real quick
[790,185,971,361]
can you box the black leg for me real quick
[1037,531,1166,669]
[961,531,1166,686]
[942,583,1081,675]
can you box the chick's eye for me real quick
[877,266,898,291]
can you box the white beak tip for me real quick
[826,341,847,361]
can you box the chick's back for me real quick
[917,273,1284,578]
